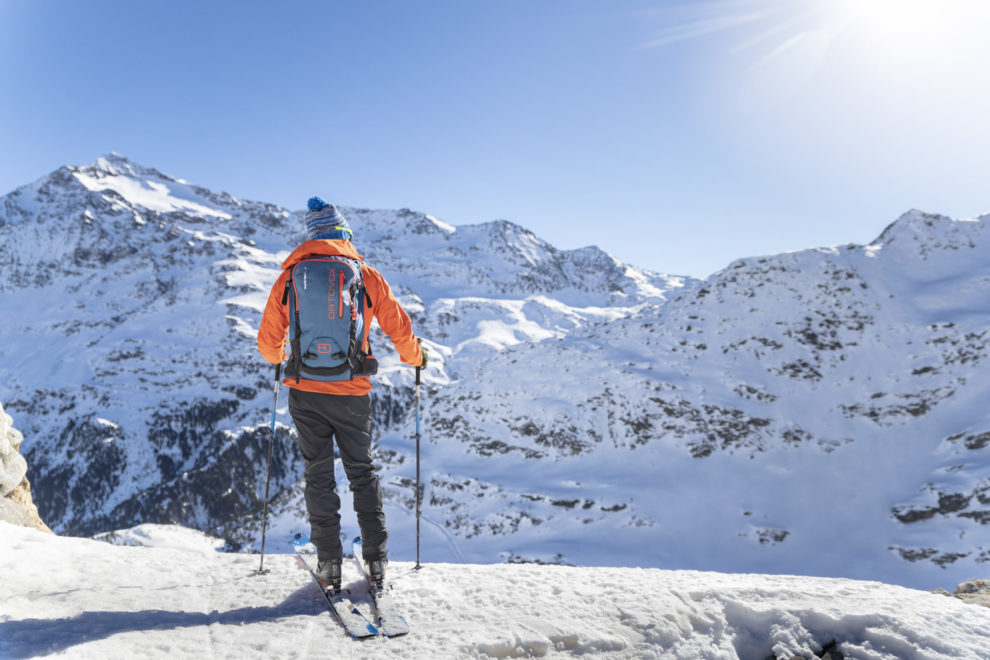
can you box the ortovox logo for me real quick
[328,268,337,319]
[317,343,333,353]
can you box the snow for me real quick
[1,522,988,660]
[93,522,226,555]
[73,170,230,220]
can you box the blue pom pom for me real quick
[307,196,329,211]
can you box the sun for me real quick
[643,0,990,66]
[824,0,978,57]
[641,0,990,105]
[832,0,957,37]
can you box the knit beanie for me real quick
[305,196,352,241]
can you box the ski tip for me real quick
[345,620,379,638]
[347,628,378,639]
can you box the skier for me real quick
[257,197,427,592]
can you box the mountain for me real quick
[0,154,987,591]
[0,155,682,544]
[2,521,989,659]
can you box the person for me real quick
[257,196,427,592]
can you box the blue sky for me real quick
[1,0,988,278]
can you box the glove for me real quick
[418,339,429,370]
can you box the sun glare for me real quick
[644,0,990,100]
[834,0,946,33]
[827,0,984,53]
[646,0,990,62]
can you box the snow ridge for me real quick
[2,522,989,660]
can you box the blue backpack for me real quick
[282,256,378,382]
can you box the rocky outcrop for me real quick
[931,578,990,609]
[0,401,51,533]
[952,578,990,608]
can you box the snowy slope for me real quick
[0,154,682,545]
[404,210,990,589]
[2,522,989,660]
[0,155,988,594]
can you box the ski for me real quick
[352,536,410,637]
[291,533,379,638]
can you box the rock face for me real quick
[953,578,990,608]
[0,401,50,532]
[931,578,990,609]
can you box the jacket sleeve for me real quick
[363,265,424,367]
[257,269,291,365]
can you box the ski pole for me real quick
[415,364,422,570]
[255,362,281,576]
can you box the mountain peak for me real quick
[62,155,235,222]
[98,151,131,165]
[84,152,164,182]
[870,208,973,247]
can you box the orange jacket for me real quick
[257,239,423,395]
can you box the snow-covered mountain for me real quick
[0,154,987,592]
[2,522,989,660]
[0,155,682,544]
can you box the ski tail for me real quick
[351,536,410,637]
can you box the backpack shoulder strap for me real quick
[281,273,291,305]
[283,266,304,383]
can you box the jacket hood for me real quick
[280,239,364,270]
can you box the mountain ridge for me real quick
[0,155,987,591]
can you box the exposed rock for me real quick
[771,639,845,660]
[0,401,51,533]
[930,579,990,609]
[953,578,990,608]
[0,407,26,495]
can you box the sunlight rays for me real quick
[640,12,764,49]
[641,0,990,69]
[639,0,990,112]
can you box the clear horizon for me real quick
[2,0,988,278]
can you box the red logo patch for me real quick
[317,343,333,354]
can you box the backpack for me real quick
[282,255,378,382]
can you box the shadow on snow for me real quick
[0,584,323,658]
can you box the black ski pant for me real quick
[288,388,387,562]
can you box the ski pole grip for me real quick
[275,362,282,382]
[415,366,421,386]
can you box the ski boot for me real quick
[367,559,387,594]
[315,558,342,594]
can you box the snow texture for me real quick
[1,522,988,660]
